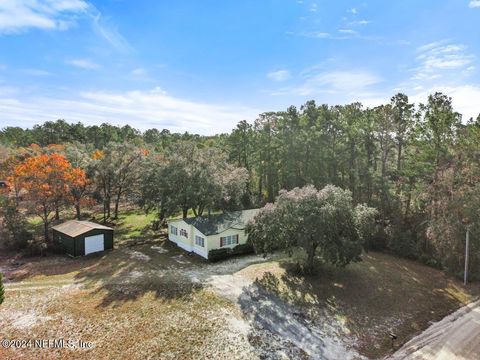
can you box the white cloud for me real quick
[0,86,19,96]
[410,85,480,120]
[310,3,318,12]
[0,0,88,33]
[66,59,99,69]
[89,9,133,53]
[297,28,375,41]
[272,70,382,96]
[412,41,474,80]
[309,71,381,91]
[348,8,357,14]
[0,87,261,135]
[348,20,371,26]
[355,84,480,122]
[267,69,291,82]
[338,29,358,35]
[0,1,132,53]
[469,1,480,8]
[298,31,331,39]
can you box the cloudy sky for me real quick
[0,0,479,134]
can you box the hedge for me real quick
[208,243,254,262]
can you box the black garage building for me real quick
[52,220,114,257]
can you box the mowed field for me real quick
[1,213,479,359]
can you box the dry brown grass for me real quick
[0,242,255,360]
[2,243,479,359]
[241,251,480,359]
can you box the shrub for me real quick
[231,243,254,255]
[354,203,379,251]
[208,243,254,261]
[208,248,230,262]
[387,223,419,259]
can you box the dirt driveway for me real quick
[390,300,480,360]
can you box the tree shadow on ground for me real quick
[1,251,105,282]
[74,240,205,308]
[249,251,480,359]
[237,282,327,359]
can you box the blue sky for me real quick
[1,0,479,134]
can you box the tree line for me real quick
[1,91,479,278]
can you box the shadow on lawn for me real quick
[74,240,204,308]
[237,282,323,359]
[112,222,164,248]
[2,252,103,282]
[251,252,480,358]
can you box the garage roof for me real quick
[52,220,113,238]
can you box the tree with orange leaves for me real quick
[69,167,90,219]
[15,153,87,241]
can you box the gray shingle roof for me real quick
[183,208,260,236]
[52,220,113,238]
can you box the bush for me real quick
[419,254,443,270]
[208,248,230,262]
[208,243,254,261]
[387,223,419,259]
[231,243,254,255]
[354,203,379,251]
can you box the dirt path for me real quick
[390,300,480,360]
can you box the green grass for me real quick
[25,207,162,246]
[113,209,161,246]
[116,210,157,236]
[25,206,222,244]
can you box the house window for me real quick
[180,229,188,238]
[170,226,178,235]
[195,235,205,247]
[220,234,239,247]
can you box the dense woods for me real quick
[1,91,480,278]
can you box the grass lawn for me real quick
[2,235,479,359]
[26,207,162,248]
[113,210,160,246]
[0,241,254,360]
[238,251,480,359]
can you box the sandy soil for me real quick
[390,300,480,360]
[180,255,365,359]
[2,244,476,359]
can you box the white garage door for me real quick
[84,234,105,255]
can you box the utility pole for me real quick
[464,228,470,286]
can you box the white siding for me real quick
[206,227,248,252]
[168,219,193,252]
[168,221,250,260]
[192,227,208,258]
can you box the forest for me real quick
[1,91,479,279]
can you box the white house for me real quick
[167,209,260,259]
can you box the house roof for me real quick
[52,220,113,238]
[182,208,260,236]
